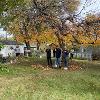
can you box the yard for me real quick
[0,57,100,100]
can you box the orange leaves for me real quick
[15,28,58,45]
[86,14,97,22]
[94,40,100,45]
[64,34,73,43]
[37,30,58,44]
[15,34,24,42]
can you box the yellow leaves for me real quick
[64,34,73,43]
[15,34,24,42]
[86,14,97,22]
[63,30,100,47]
[94,39,100,45]
[15,28,58,45]
[37,30,58,44]
[65,0,80,13]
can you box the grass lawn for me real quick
[0,57,100,100]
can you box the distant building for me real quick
[73,45,100,60]
[0,40,24,58]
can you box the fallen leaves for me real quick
[31,64,52,71]
[68,61,82,71]
[31,61,82,71]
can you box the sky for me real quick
[0,28,12,38]
[0,28,7,38]
[0,0,100,38]
[77,0,100,18]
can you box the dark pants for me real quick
[64,57,68,67]
[55,58,61,67]
[16,53,20,57]
[47,57,52,66]
[63,57,68,67]
[2,57,6,63]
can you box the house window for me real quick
[10,46,13,50]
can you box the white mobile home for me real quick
[0,40,24,58]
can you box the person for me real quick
[9,47,15,57]
[55,46,61,68]
[62,48,69,69]
[46,46,52,67]
[70,52,73,59]
[15,46,20,57]
[70,49,74,59]
[9,47,16,63]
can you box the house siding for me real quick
[0,45,24,57]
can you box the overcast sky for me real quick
[0,28,7,38]
[78,0,100,18]
[0,0,100,38]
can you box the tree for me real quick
[15,28,58,50]
[29,0,80,49]
[0,0,34,56]
[0,0,80,50]
[80,14,100,45]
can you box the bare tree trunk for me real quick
[21,22,32,57]
[55,32,65,50]
[24,40,32,57]
[36,39,40,50]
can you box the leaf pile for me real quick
[68,61,82,71]
[31,64,52,71]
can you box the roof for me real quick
[0,40,23,45]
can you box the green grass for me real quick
[0,58,100,100]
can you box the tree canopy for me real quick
[0,0,100,50]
